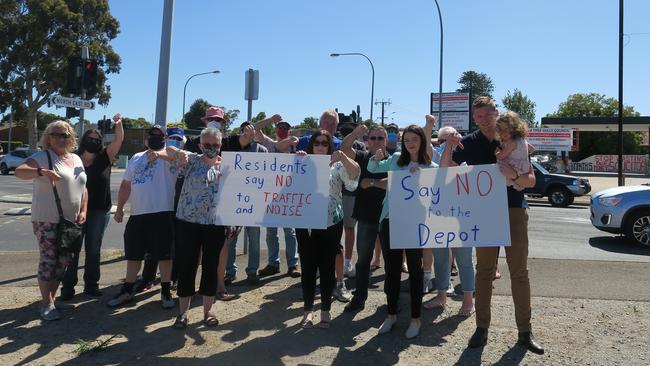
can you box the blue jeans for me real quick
[62,209,111,293]
[353,220,380,301]
[433,247,475,292]
[265,227,298,268]
[227,226,260,275]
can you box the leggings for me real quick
[296,221,344,312]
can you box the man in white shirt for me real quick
[108,125,179,309]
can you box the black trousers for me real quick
[174,219,225,298]
[379,219,423,318]
[296,221,343,312]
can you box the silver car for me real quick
[0,149,39,175]
[590,184,650,247]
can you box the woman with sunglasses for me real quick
[60,114,124,300]
[16,121,88,320]
[295,130,360,329]
[367,123,438,339]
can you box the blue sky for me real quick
[45,0,650,128]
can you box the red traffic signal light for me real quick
[83,60,98,99]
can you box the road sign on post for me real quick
[430,92,470,131]
[49,95,96,110]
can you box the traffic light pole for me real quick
[79,47,89,136]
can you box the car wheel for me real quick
[547,187,573,207]
[0,163,8,175]
[624,210,650,247]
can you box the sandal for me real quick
[173,314,188,329]
[458,306,475,318]
[216,291,237,301]
[300,313,314,328]
[370,264,381,272]
[203,312,219,327]
[423,297,446,310]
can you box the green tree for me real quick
[295,116,318,129]
[1,107,67,130]
[0,0,121,148]
[502,89,537,127]
[456,70,495,100]
[545,93,643,160]
[121,117,152,129]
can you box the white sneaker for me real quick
[378,316,397,334]
[405,320,421,339]
[446,281,455,296]
[40,304,61,321]
[423,272,433,294]
[107,290,134,308]
[344,263,356,278]
[161,292,175,309]
[333,282,352,302]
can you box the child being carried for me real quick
[495,111,532,191]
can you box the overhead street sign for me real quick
[48,95,95,110]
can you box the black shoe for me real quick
[83,288,103,297]
[59,289,75,301]
[258,265,280,278]
[518,331,545,355]
[247,273,260,285]
[343,297,365,313]
[287,265,301,278]
[225,273,237,286]
[468,327,488,348]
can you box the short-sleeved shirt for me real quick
[123,151,178,216]
[327,161,359,226]
[82,149,112,211]
[352,150,387,222]
[175,153,222,225]
[452,129,527,208]
[30,150,87,223]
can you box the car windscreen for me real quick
[531,161,550,175]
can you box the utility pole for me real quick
[79,46,89,136]
[154,0,174,127]
[375,99,391,126]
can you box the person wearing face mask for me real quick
[108,125,179,309]
[60,113,124,301]
[385,123,401,155]
[136,126,186,294]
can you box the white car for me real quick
[0,149,39,175]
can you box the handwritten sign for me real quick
[388,164,511,249]
[214,152,330,228]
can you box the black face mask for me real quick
[147,135,165,151]
[82,138,102,153]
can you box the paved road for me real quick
[1,172,649,263]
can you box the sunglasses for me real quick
[86,137,102,143]
[49,132,71,139]
[313,140,329,147]
[277,125,290,130]
[169,136,183,141]
[369,136,385,141]
[207,118,225,123]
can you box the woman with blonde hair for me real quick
[16,120,88,321]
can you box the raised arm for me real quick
[423,114,436,159]
[106,113,124,162]
[341,124,368,159]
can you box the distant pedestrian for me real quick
[15,121,88,321]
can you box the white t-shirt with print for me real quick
[123,151,178,216]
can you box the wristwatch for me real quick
[370,179,375,186]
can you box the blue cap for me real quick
[166,126,184,139]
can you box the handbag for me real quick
[46,150,83,253]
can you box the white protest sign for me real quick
[214,152,330,229]
[388,164,510,249]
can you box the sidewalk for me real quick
[1,250,648,365]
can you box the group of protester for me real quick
[15,96,544,354]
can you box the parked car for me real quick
[590,184,650,247]
[524,160,591,207]
[0,149,39,175]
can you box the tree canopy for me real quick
[456,71,494,100]
[502,89,537,127]
[0,0,121,147]
[545,93,643,160]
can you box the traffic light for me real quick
[83,60,98,99]
[66,57,83,95]
[66,107,80,118]
[97,118,112,134]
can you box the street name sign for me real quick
[49,95,95,110]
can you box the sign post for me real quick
[430,92,470,131]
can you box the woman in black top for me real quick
[61,114,124,299]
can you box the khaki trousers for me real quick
[475,208,532,332]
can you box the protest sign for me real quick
[388,164,510,249]
[214,152,330,228]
